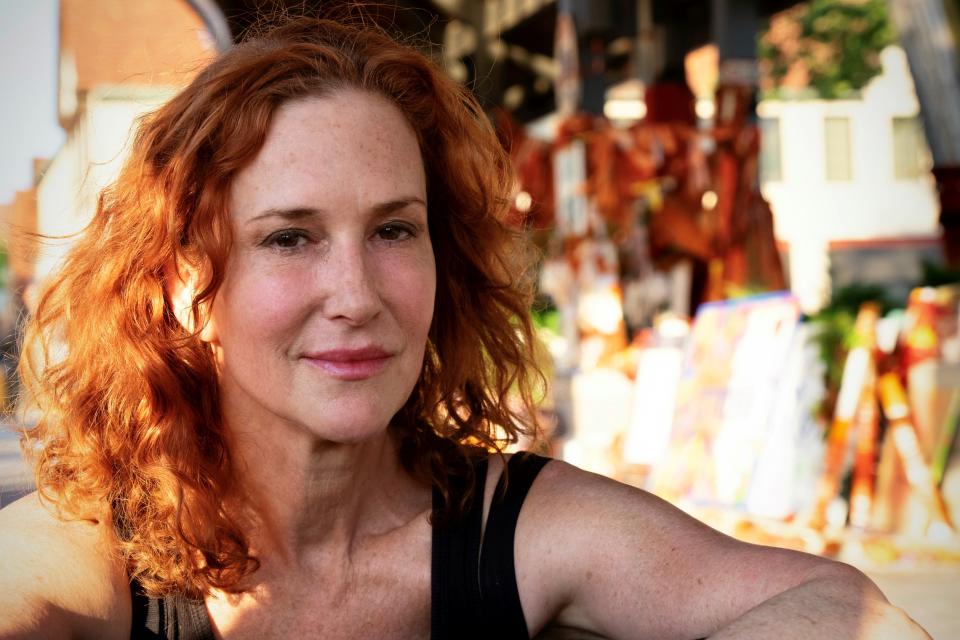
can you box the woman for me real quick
[0,17,928,640]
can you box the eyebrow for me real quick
[246,197,427,225]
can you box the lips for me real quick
[301,346,393,381]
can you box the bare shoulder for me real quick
[515,460,850,639]
[516,458,737,557]
[0,492,130,640]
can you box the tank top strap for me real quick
[430,457,488,639]
[477,452,551,639]
[129,580,215,640]
[430,452,551,639]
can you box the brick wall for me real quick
[59,0,215,94]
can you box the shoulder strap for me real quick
[129,581,215,640]
[476,452,550,639]
[130,581,162,639]
[431,457,488,640]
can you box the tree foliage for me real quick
[759,0,896,99]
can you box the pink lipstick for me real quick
[302,346,392,381]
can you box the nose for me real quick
[320,240,382,326]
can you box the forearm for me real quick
[709,564,930,640]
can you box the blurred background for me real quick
[1,0,959,636]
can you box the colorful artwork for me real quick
[648,292,819,515]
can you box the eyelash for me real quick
[375,222,417,242]
[262,229,311,251]
[260,222,418,252]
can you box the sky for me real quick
[0,0,64,204]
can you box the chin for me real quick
[299,406,399,444]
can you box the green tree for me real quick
[759,0,896,99]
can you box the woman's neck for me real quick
[226,413,430,566]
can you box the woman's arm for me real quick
[517,461,929,640]
[708,561,929,639]
[0,493,130,640]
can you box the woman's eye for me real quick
[264,229,309,249]
[376,223,415,242]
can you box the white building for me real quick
[32,0,215,284]
[35,86,178,281]
[758,46,940,313]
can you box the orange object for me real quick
[849,364,879,529]
[810,304,879,530]
[877,372,954,537]
[903,288,947,461]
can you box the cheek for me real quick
[380,255,436,335]
[215,268,308,343]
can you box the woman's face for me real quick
[210,90,435,442]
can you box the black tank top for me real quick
[130,453,550,640]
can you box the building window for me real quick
[760,117,783,183]
[824,117,853,181]
[892,116,929,179]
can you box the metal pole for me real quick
[887,0,960,264]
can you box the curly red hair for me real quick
[20,17,541,597]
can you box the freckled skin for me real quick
[213,91,436,443]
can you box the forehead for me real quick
[229,90,427,218]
